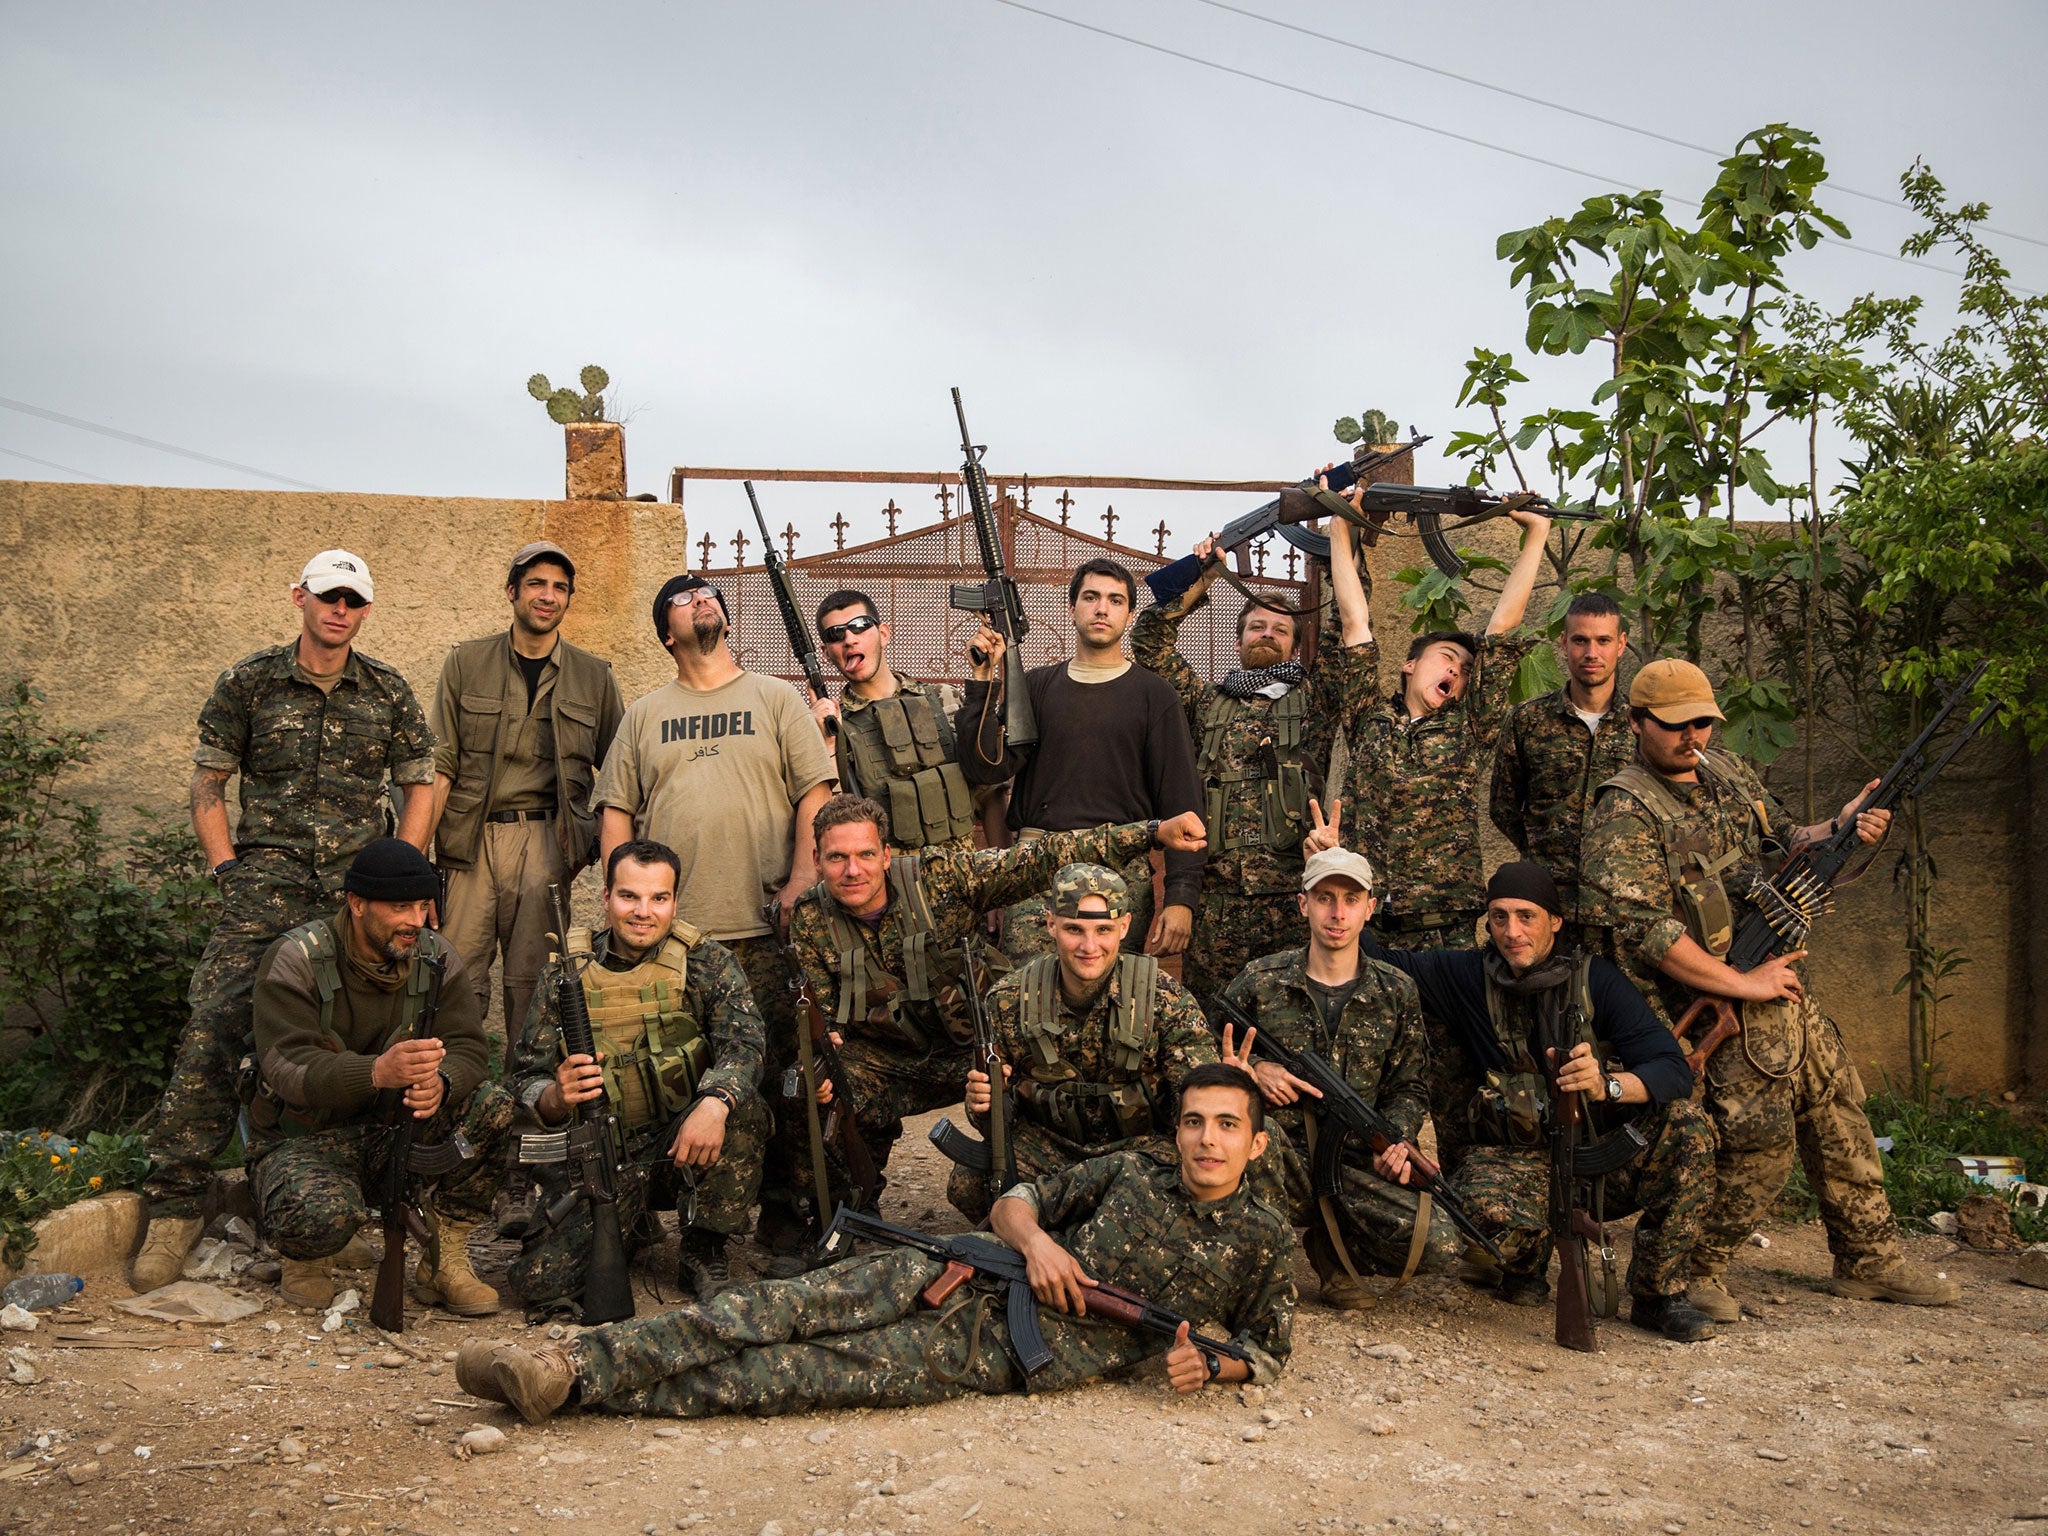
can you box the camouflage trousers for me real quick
[727,934,808,1220]
[1450,1095,1715,1299]
[999,847,1157,962]
[145,852,330,1216]
[1183,889,1300,1012]
[1262,1119,1460,1280]
[248,1084,518,1260]
[570,1245,1166,1418]
[510,1094,770,1317]
[1693,994,1902,1281]
[1419,1025,1482,1181]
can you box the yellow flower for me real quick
[89,1176,102,1189]
[49,1154,61,1165]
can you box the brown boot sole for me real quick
[1828,1275,1961,1306]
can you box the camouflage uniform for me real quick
[1219,949,1458,1278]
[568,1150,1296,1417]
[945,889,1221,1222]
[1488,685,1636,963]
[1132,599,1378,1006]
[505,926,768,1316]
[1582,749,1906,1282]
[243,923,514,1258]
[781,822,1160,1206]
[148,644,436,1217]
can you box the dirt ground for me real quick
[5,1108,2045,1536]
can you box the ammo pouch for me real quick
[1471,1070,1551,1149]
[1026,1079,1152,1146]
[840,691,976,850]
[570,922,709,1130]
[1197,689,1319,859]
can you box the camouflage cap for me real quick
[1051,863,1130,918]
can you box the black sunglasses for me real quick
[310,588,369,610]
[820,614,881,644]
[1648,713,1718,733]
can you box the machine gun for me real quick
[926,939,1017,1199]
[1672,660,1997,1075]
[514,885,636,1324]
[746,480,835,737]
[1209,996,1502,1264]
[820,1205,1253,1382]
[370,949,448,1333]
[946,388,1037,747]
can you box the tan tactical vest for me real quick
[564,920,708,1129]
[1196,687,1318,855]
[819,859,972,1048]
[835,689,976,850]
[1013,952,1161,1145]
[1599,750,1772,959]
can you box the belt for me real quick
[486,808,557,824]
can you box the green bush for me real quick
[1779,1087,2047,1244]
[0,679,216,1134]
[0,1130,150,1270]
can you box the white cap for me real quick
[1301,846,1375,892]
[296,549,374,602]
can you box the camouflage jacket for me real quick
[509,926,766,1147]
[1488,686,1637,926]
[1133,598,1378,895]
[1219,947,1431,1144]
[1015,1149,1296,1384]
[1581,748,1787,1028]
[983,958,1217,1144]
[789,821,1156,1048]
[1345,629,1536,924]
[193,642,437,893]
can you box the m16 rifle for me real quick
[820,1205,1254,1383]
[927,939,1016,1200]
[946,388,1036,747]
[1672,661,1997,1075]
[746,480,835,737]
[371,948,449,1333]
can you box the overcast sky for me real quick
[4,0,2044,559]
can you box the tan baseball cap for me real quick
[296,549,373,602]
[1301,847,1375,892]
[508,539,575,586]
[1629,658,1724,725]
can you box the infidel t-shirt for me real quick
[593,671,834,941]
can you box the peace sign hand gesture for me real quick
[1303,797,1344,860]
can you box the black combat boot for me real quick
[678,1226,733,1303]
[1628,1292,1719,1342]
[1495,1269,1552,1307]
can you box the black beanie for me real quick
[343,838,441,902]
[652,573,728,648]
[1485,860,1563,916]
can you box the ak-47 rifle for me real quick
[769,908,880,1242]
[516,884,637,1324]
[927,939,1016,1200]
[1672,661,1997,1075]
[371,948,447,1333]
[1208,995,1502,1265]
[747,480,835,738]
[1537,1000,1624,1353]
[820,1205,1254,1383]
[946,388,1037,748]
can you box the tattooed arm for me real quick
[190,765,236,870]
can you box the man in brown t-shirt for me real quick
[594,573,835,1260]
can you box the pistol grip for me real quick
[921,1260,976,1308]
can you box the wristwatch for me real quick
[211,857,242,881]
[1203,1350,1224,1381]
[1146,818,1163,849]
[1603,1073,1625,1103]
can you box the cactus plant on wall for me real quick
[1332,408,1400,447]
[527,365,611,424]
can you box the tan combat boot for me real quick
[129,1216,203,1292]
[279,1256,337,1310]
[1317,1272,1377,1312]
[1830,1260,1961,1306]
[1685,1275,1743,1324]
[486,1341,576,1424]
[332,1226,379,1269]
[411,1219,501,1317]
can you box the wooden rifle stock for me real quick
[371,949,445,1333]
[1671,995,1743,1079]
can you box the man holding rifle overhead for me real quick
[1583,658,1959,1318]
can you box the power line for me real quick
[986,0,2030,291]
[1190,0,2048,251]
[0,445,109,483]
[0,396,326,491]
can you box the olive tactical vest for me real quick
[1472,950,1597,1147]
[818,859,972,1048]
[835,689,976,850]
[1598,750,1773,959]
[565,920,708,1129]
[1013,952,1160,1145]
[1196,687,1319,855]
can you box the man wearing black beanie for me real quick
[242,839,516,1315]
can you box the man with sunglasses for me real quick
[132,549,438,1292]
[1583,658,1960,1317]
[808,589,977,854]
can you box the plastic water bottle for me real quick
[1,1274,83,1311]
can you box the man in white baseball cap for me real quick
[297,549,375,604]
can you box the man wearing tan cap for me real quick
[133,548,438,1291]
[1584,657,1959,1314]
[425,542,624,1078]
[1216,843,1460,1311]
